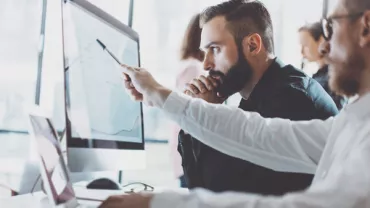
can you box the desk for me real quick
[1,184,188,207]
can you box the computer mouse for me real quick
[86,178,122,190]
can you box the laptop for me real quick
[27,112,106,208]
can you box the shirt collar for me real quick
[313,65,329,77]
[247,57,285,101]
[344,92,370,119]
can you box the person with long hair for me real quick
[169,13,204,188]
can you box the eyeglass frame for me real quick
[321,12,365,41]
[121,182,155,193]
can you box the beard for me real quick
[209,48,253,98]
[328,52,364,97]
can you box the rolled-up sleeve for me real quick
[162,92,333,173]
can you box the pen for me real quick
[96,39,131,81]
[96,39,122,65]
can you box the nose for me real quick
[319,40,330,57]
[203,52,215,71]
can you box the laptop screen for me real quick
[29,115,76,205]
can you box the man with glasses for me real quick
[99,0,370,207]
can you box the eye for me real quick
[210,46,220,53]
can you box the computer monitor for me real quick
[62,0,145,172]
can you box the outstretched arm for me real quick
[120,65,332,173]
[151,131,370,208]
[100,131,370,208]
[163,92,332,173]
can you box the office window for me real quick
[0,0,41,156]
[0,0,41,132]
[266,0,324,73]
[0,0,42,193]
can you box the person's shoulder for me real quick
[278,64,310,87]
[283,66,337,109]
[265,62,338,119]
[278,64,329,97]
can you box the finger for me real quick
[184,90,195,97]
[132,94,143,102]
[190,78,207,93]
[121,64,136,76]
[185,83,200,94]
[128,89,143,101]
[124,81,135,89]
[199,75,214,91]
[122,73,131,81]
[217,92,225,98]
[207,76,219,88]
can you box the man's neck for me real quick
[317,59,326,69]
[358,68,370,97]
[239,55,275,100]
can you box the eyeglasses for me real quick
[122,182,154,193]
[321,12,364,40]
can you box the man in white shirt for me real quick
[99,0,370,207]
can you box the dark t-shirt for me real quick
[178,58,339,195]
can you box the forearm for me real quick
[151,185,364,208]
[160,92,332,173]
[151,141,370,208]
[147,86,172,108]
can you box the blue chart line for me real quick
[91,116,140,135]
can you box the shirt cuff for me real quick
[150,191,188,208]
[162,92,190,115]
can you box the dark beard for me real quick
[329,53,364,97]
[209,48,253,98]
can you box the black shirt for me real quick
[313,65,347,110]
[178,58,339,195]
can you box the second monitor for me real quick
[62,0,145,172]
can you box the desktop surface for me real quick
[1,183,188,207]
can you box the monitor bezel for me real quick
[62,0,145,151]
[27,113,79,208]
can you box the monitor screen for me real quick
[29,115,75,205]
[63,0,144,150]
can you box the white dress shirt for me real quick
[151,92,370,208]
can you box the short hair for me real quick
[199,0,274,53]
[180,13,204,61]
[345,0,370,12]
[298,22,323,41]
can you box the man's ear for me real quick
[242,33,262,56]
[360,10,370,48]
[318,35,326,46]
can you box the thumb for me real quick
[121,64,136,77]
